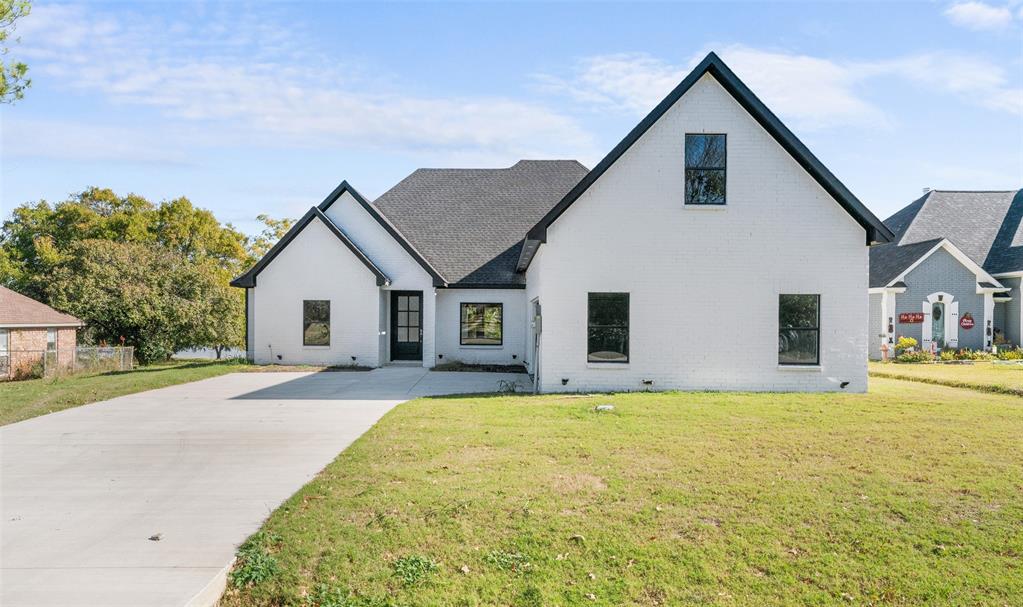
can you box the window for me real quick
[461,303,503,346]
[0,329,8,355]
[685,134,726,205]
[779,294,820,365]
[303,300,330,346]
[47,328,57,352]
[588,293,629,363]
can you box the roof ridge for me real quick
[410,159,583,172]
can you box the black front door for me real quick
[390,291,422,361]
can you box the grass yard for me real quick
[222,378,1023,607]
[869,360,1023,396]
[0,359,248,425]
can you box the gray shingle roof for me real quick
[869,238,943,288]
[870,189,1023,287]
[371,160,588,286]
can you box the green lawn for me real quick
[869,360,1023,396]
[221,378,1023,607]
[0,359,248,426]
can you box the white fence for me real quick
[0,346,134,381]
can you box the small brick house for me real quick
[0,286,84,379]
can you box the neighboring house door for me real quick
[390,291,423,361]
[932,302,945,347]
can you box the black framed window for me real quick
[685,134,726,205]
[779,294,820,365]
[461,303,503,345]
[588,293,629,363]
[303,300,330,346]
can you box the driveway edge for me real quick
[186,557,234,607]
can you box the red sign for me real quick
[899,312,924,323]
[960,313,975,329]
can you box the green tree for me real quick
[47,240,245,364]
[246,214,295,262]
[0,0,31,103]
[0,188,253,360]
[0,188,249,298]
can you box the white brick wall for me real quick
[531,74,869,393]
[434,288,526,365]
[252,216,381,366]
[323,191,437,366]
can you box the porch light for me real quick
[561,378,569,386]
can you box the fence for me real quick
[0,346,134,381]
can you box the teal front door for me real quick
[932,302,945,346]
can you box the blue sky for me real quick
[1,1,1021,235]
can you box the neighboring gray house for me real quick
[869,190,1021,358]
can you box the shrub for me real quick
[996,347,1023,361]
[895,350,933,363]
[953,349,994,361]
[895,336,918,354]
[938,349,956,361]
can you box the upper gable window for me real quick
[685,134,726,205]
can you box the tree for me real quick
[246,214,295,262]
[0,187,253,362]
[0,0,31,103]
[0,188,249,299]
[47,240,245,364]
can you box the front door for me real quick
[932,302,945,347]
[390,291,422,361]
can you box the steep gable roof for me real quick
[372,160,588,287]
[517,52,893,272]
[231,206,390,288]
[0,286,83,327]
[317,181,446,286]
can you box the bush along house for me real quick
[869,190,1022,358]
[232,52,893,393]
[0,285,84,380]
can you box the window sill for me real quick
[683,204,727,211]
[303,345,331,350]
[587,362,630,369]
[778,364,821,372]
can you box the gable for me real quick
[517,52,892,272]
[231,207,388,288]
[904,247,980,287]
[318,182,446,286]
[872,238,1005,290]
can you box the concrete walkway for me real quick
[0,366,527,607]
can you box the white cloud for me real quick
[11,4,597,163]
[538,45,1023,132]
[943,2,1014,30]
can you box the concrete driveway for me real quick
[1,366,528,607]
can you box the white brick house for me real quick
[232,53,893,392]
